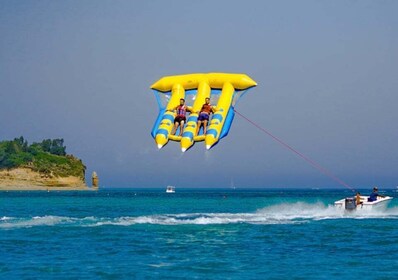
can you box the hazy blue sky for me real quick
[1,0,397,189]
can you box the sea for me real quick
[1,188,398,279]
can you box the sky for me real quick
[1,0,397,189]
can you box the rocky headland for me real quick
[0,137,93,191]
[0,167,88,190]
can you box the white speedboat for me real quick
[334,195,393,211]
[166,186,175,193]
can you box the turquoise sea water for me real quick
[1,188,398,279]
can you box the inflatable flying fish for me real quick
[150,73,257,151]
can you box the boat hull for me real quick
[334,195,393,210]
[166,186,175,193]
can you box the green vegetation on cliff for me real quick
[0,137,86,179]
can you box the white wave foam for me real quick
[0,215,76,229]
[2,203,398,229]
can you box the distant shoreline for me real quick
[0,185,94,191]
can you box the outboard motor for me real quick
[345,197,357,211]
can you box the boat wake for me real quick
[2,202,398,229]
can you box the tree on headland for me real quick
[0,137,85,178]
[0,137,32,168]
[33,138,66,156]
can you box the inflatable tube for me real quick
[150,73,257,151]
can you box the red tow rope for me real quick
[234,109,356,192]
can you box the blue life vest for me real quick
[368,192,378,202]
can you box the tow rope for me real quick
[234,109,356,192]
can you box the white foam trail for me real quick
[85,213,294,227]
[2,203,398,229]
[256,202,398,220]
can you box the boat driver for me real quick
[368,187,385,202]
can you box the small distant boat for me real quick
[166,186,175,193]
[334,195,393,211]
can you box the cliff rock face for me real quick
[0,168,88,190]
